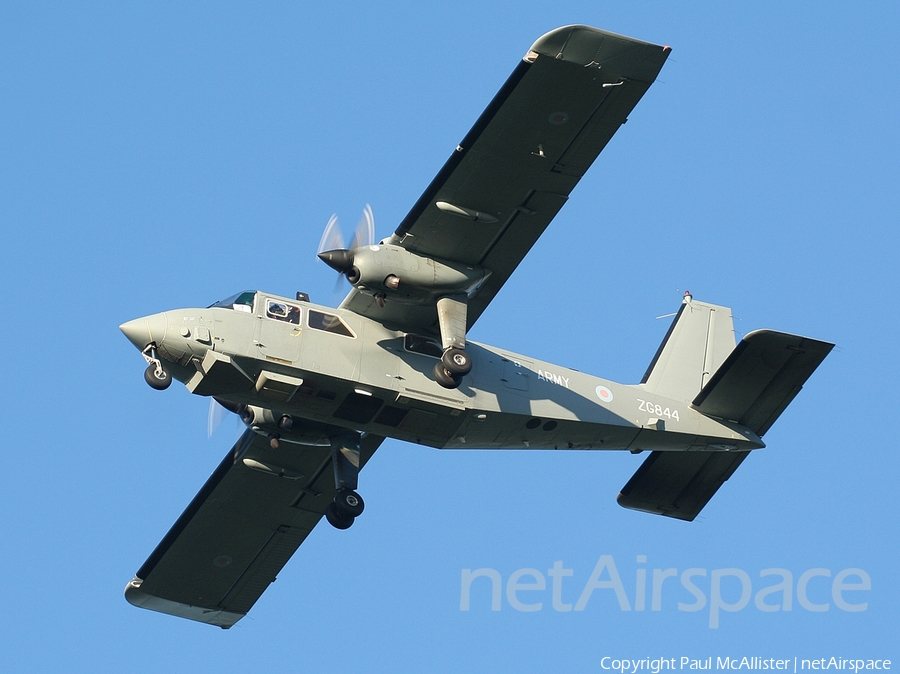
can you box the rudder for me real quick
[641,293,735,401]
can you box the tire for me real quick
[334,488,365,517]
[433,362,461,389]
[441,347,472,375]
[144,364,172,390]
[325,502,354,530]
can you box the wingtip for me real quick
[125,577,244,628]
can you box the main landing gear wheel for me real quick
[334,488,365,518]
[433,362,462,389]
[144,363,172,390]
[325,502,354,530]
[327,433,363,529]
[441,347,472,376]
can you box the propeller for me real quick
[317,204,375,284]
[207,397,243,440]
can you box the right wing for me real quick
[125,429,383,628]
[341,25,670,335]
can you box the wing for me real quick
[341,25,670,333]
[125,429,384,628]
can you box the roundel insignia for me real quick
[548,111,569,125]
[213,555,233,568]
[595,385,614,403]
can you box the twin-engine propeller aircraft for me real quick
[119,25,833,628]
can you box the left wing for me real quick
[125,429,383,628]
[341,25,670,334]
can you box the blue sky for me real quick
[2,2,898,671]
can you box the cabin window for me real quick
[266,299,301,325]
[404,334,442,359]
[308,310,355,338]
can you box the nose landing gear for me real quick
[141,344,172,390]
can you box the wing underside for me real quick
[125,430,383,628]
[341,25,670,334]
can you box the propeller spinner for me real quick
[317,204,375,283]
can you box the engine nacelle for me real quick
[240,405,331,446]
[240,405,281,428]
[349,244,489,303]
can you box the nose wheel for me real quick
[140,344,172,390]
[144,364,172,390]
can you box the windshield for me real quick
[208,291,256,312]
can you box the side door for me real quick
[256,297,303,363]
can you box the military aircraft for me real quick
[119,25,833,628]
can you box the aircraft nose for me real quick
[119,313,168,350]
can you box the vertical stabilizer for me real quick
[641,294,735,401]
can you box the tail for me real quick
[617,293,833,521]
[640,292,736,401]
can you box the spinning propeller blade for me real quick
[317,213,344,258]
[207,397,226,438]
[207,397,243,440]
[350,204,375,251]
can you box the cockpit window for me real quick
[266,299,301,324]
[308,310,355,338]
[209,291,256,313]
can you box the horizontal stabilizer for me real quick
[617,450,750,521]
[692,330,834,437]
